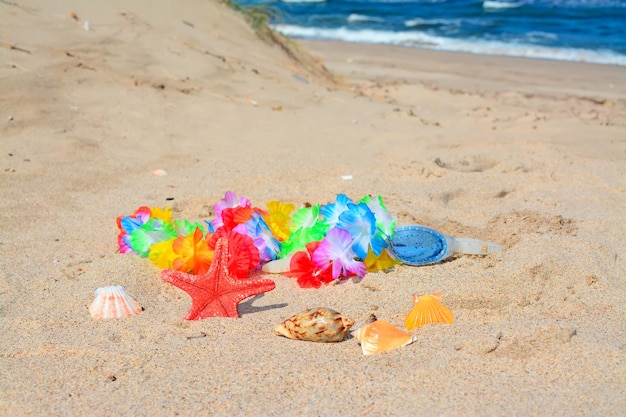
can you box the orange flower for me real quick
[172,228,214,275]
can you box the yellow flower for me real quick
[148,238,177,269]
[364,249,400,272]
[150,207,172,223]
[264,201,295,242]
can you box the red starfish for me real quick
[161,235,276,320]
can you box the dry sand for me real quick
[1,0,625,416]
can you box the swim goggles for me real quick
[387,225,502,266]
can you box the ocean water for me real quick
[234,0,626,65]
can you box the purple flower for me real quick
[312,228,366,279]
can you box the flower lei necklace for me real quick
[116,191,400,288]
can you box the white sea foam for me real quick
[404,17,461,27]
[273,24,436,45]
[525,31,559,42]
[404,17,492,30]
[360,0,446,3]
[272,24,626,66]
[280,0,326,3]
[483,1,525,9]
[347,14,385,23]
[525,0,625,7]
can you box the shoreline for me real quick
[300,40,626,100]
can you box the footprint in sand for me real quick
[431,189,465,206]
[434,155,497,172]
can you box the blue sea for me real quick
[234,0,626,65]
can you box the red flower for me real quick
[208,228,260,278]
[285,241,333,288]
[221,206,268,232]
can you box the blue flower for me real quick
[359,195,397,238]
[234,213,281,263]
[336,203,387,259]
[320,194,353,228]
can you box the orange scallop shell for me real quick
[354,320,416,355]
[405,292,453,331]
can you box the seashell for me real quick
[355,320,416,355]
[89,286,142,320]
[274,307,355,343]
[405,292,453,330]
[261,256,292,274]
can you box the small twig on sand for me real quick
[1,42,31,54]
[186,332,208,340]
[173,37,226,62]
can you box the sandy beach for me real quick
[1,0,625,416]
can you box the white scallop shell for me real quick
[89,286,142,320]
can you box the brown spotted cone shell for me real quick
[274,307,355,343]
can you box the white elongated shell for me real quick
[355,320,416,355]
[262,256,292,274]
[89,286,142,320]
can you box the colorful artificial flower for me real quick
[211,191,251,230]
[129,218,177,257]
[146,219,206,269]
[359,195,396,239]
[311,228,366,279]
[364,248,401,272]
[171,227,214,275]
[336,202,388,259]
[172,219,204,237]
[117,206,152,253]
[263,201,295,242]
[284,241,333,288]
[208,228,260,278]
[280,205,329,256]
[320,194,353,228]
[150,207,173,223]
[220,207,248,231]
[148,238,178,270]
[234,212,281,263]
[292,204,322,229]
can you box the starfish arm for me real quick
[161,269,207,297]
[161,269,221,319]
[217,276,276,318]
